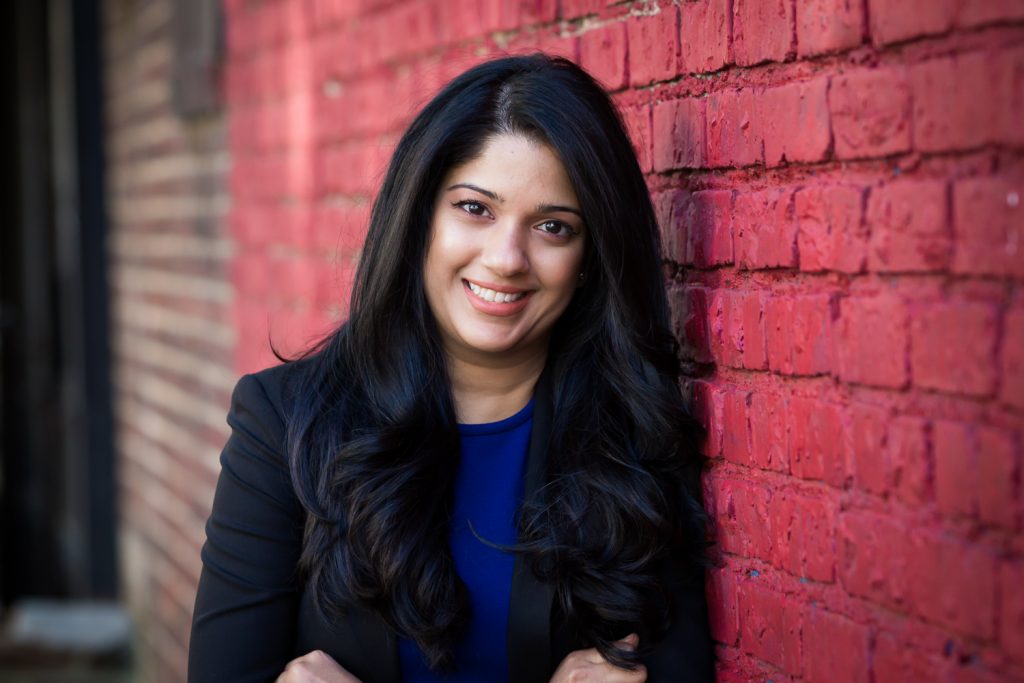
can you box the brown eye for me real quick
[453,200,490,217]
[537,220,578,239]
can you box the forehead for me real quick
[440,134,579,205]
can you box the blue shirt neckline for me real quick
[457,397,535,436]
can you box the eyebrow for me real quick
[445,183,583,219]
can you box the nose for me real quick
[480,219,529,277]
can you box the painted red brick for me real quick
[579,22,628,91]
[887,416,931,507]
[873,633,947,683]
[722,388,753,465]
[760,77,831,167]
[1002,308,1024,410]
[684,189,734,267]
[691,379,725,457]
[976,426,1018,529]
[996,47,1024,147]
[795,184,867,274]
[711,476,774,560]
[733,0,794,66]
[910,301,998,396]
[844,402,889,496]
[1001,559,1024,659]
[627,7,679,86]
[749,389,789,472]
[764,294,833,376]
[706,565,741,645]
[621,103,653,172]
[803,608,870,683]
[734,188,796,269]
[654,189,689,264]
[833,294,910,389]
[708,289,766,369]
[769,490,837,581]
[652,97,707,171]
[788,397,844,487]
[706,88,763,168]
[671,285,713,363]
[911,52,1000,153]
[866,179,950,272]
[868,0,956,45]
[958,0,1024,26]
[839,511,911,608]
[737,582,802,674]
[796,0,864,56]
[830,67,911,159]
[952,175,1024,280]
[680,0,732,73]
[907,530,997,639]
[936,420,1018,528]
[560,0,606,19]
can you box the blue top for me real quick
[398,397,535,682]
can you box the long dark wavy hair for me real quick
[278,53,709,671]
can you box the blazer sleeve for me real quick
[188,372,306,683]
[641,558,716,682]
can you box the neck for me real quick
[446,346,547,424]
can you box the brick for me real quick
[706,88,763,168]
[951,664,1013,683]
[722,388,753,465]
[873,633,947,683]
[579,22,628,91]
[935,420,1018,528]
[1003,308,1024,410]
[710,476,773,559]
[1001,560,1024,659]
[977,427,1018,528]
[627,7,679,85]
[654,189,689,263]
[958,0,1024,26]
[910,301,998,396]
[680,0,732,73]
[560,0,606,18]
[749,390,789,472]
[866,179,950,272]
[652,97,707,171]
[804,609,870,683]
[839,512,911,608]
[844,403,889,496]
[708,290,766,369]
[833,294,910,389]
[760,77,831,167]
[796,0,864,56]
[735,188,796,269]
[737,582,802,674]
[691,380,726,457]
[621,104,652,173]
[830,67,911,159]
[795,184,867,274]
[765,294,833,375]
[907,531,997,639]
[911,52,1001,153]
[673,286,713,363]
[706,566,740,645]
[789,398,844,486]
[887,416,930,507]
[733,0,794,66]
[952,175,1024,280]
[684,190,734,267]
[869,0,956,45]
[769,490,837,581]
[739,290,768,370]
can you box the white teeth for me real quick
[467,281,526,303]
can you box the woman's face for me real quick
[423,133,586,365]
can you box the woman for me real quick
[188,53,714,682]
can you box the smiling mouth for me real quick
[465,280,528,303]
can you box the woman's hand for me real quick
[550,633,647,682]
[275,650,363,683]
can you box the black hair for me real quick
[279,53,709,671]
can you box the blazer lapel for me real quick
[507,364,556,683]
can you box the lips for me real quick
[462,279,533,316]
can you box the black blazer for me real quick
[188,359,715,683]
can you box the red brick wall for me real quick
[103,0,232,680]
[217,1,1023,682]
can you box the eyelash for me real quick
[450,200,580,239]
